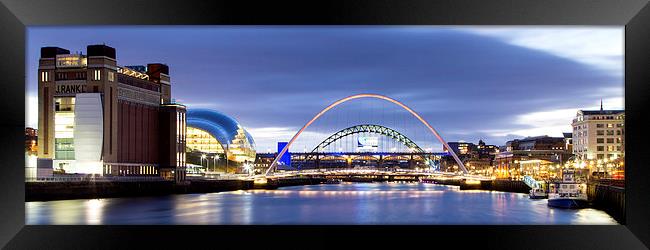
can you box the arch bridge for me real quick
[263,93,468,177]
[293,124,440,170]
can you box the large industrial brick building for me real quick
[37,44,186,182]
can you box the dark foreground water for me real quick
[26,182,617,225]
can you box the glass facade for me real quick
[229,125,256,162]
[54,138,74,160]
[186,109,256,163]
[54,97,75,160]
[187,127,225,153]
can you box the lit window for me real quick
[41,71,49,82]
[108,71,115,82]
[93,69,101,81]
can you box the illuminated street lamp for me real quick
[244,163,254,176]
[201,154,207,172]
[212,155,219,172]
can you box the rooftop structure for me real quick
[186,109,256,163]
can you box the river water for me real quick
[26,182,617,225]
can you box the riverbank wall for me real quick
[26,179,253,202]
[421,178,531,194]
[587,182,625,223]
[255,176,327,189]
[422,177,625,224]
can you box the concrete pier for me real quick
[254,176,327,189]
[421,177,531,194]
[26,179,253,202]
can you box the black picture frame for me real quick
[1,0,649,249]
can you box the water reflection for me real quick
[26,183,618,225]
[85,199,104,224]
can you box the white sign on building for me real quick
[358,136,379,152]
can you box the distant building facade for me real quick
[505,135,565,151]
[563,132,573,153]
[444,141,477,157]
[37,44,186,181]
[495,135,571,179]
[442,140,498,174]
[572,106,624,161]
[476,139,499,159]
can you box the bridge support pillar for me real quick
[378,155,383,168]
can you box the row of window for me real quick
[596,138,623,144]
[597,145,622,152]
[176,111,186,168]
[104,165,158,176]
[596,154,619,160]
[596,130,623,136]
[576,130,624,136]
[574,123,624,131]
[590,115,623,120]
[596,123,623,128]
[41,70,115,82]
[574,136,623,146]
[55,72,86,81]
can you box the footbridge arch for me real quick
[264,94,467,176]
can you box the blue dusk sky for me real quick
[26,26,624,152]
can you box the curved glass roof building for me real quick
[186,109,256,163]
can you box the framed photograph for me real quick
[1,0,649,249]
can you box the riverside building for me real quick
[185,109,257,170]
[494,135,571,179]
[571,102,625,161]
[37,44,186,182]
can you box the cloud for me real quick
[246,127,297,140]
[246,126,333,153]
[27,26,623,151]
[179,102,221,109]
[466,27,623,76]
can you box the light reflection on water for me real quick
[26,183,618,225]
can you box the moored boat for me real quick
[326,178,342,184]
[547,169,588,209]
[529,187,548,199]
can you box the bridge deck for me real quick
[249,170,491,181]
